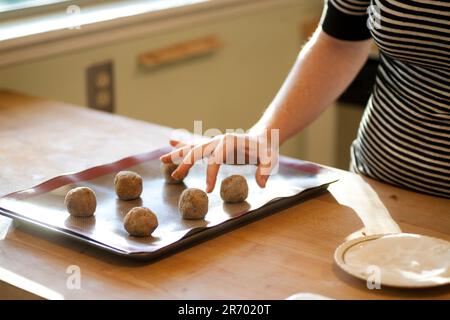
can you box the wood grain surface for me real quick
[0,90,448,299]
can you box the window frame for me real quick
[0,0,113,21]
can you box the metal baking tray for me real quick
[0,148,339,260]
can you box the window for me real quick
[0,0,71,13]
[0,0,213,65]
[0,0,210,42]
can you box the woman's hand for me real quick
[159,132,279,193]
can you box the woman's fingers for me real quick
[159,140,189,163]
[169,139,186,148]
[255,165,267,188]
[160,145,192,164]
[255,163,271,188]
[205,142,224,193]
[162,134,279,190]
[255,150,278,188]
[206,162,221,193]
[172,140,219,180]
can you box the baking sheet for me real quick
[0,148,339,259]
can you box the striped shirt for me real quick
[321,0,450,198]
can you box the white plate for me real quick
[286,293,333,300]
[334,233,450,288]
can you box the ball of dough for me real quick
[161,163,183,184]
[124,207,158,237]
[178,188,208,220]
[114,171,143,200]
[220,175,248,203]
[65,187,97,217]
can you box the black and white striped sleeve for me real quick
[320,0,372,41]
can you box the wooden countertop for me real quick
[0,90,449,300]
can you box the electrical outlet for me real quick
[86,60,115,113]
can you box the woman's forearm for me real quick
[251,29,372,144]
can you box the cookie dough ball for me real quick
[178,188,208,220]
[114,171,143,200]
[161,163,183,184]
[65,187,96,217]
[220,175,248,203]
[124,207,158,237]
